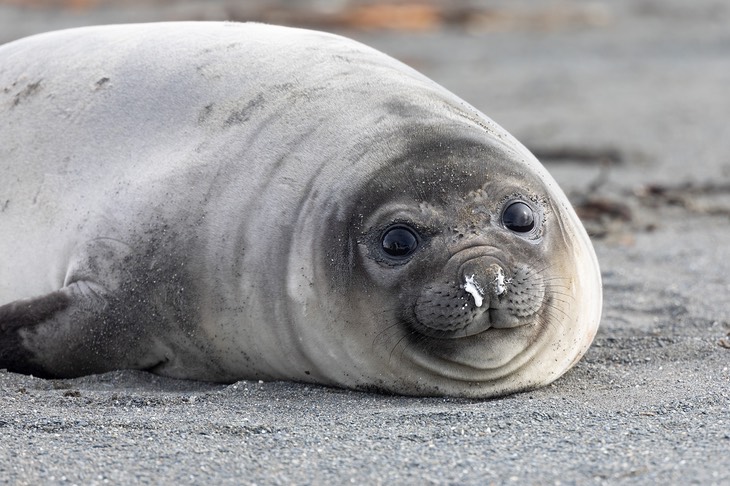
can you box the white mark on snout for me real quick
[463,274,484,308]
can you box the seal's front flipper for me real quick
[0,281,166,378]
[0,290,71,377]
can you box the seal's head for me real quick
[289,120,601,397]
[344,135,601,397]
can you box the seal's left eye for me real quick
[381,225,419,259]
[502,201,535,233]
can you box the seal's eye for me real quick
[502,201,535,233]
[381,225,419,259]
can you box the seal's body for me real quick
[0,22,601,397]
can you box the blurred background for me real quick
[0,0,633,38]
[2,0,729,237]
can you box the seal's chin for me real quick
[406,323,541,378]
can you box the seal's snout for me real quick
[412,254,516,337]
[460,259,508,308]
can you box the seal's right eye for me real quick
[381,225,419,259]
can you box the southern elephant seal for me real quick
[0,22,601,397]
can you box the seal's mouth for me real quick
[408,254,543,339]
[410,292,530,341]
[410,303,531,340]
